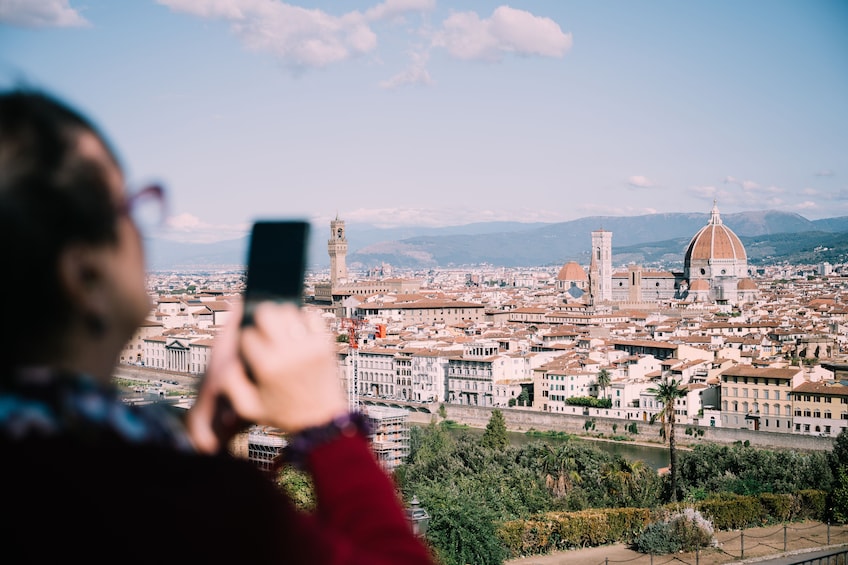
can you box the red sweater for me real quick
[1,434,435,564]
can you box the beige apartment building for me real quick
[791,380,848,437]
[356,299,485,326]
[719,366,806,431]
[120,319,163,365]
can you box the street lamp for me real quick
[406,495,430,537]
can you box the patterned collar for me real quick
[0,367,194,452]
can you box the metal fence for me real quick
[596,523,848,565]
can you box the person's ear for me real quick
[58,243,110,337]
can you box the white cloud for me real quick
[433,6,571,62]
[627,175,654,188]
[380,48,432,88]
[162,213,249,243]
[690,185,721,199]
[814,169,835,177]
[722,176,761,191]
[365,0,435,22]
[0,0,88,27]
[340,206,567,228]
[158,0,382,68]
[572,203,660,217]
[795,201,818,210]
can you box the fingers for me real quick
[191,300,344,440]
[187,302,258,453]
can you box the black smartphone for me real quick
[241,219,310,327]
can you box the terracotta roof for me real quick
[793,381,848,396]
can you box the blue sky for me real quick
[1,0,846,244]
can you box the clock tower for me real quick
[328,215,348,287]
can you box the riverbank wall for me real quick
[434,404,836,452]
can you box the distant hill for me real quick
[144,210,848,271]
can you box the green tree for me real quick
[596,368,611,400]
[647,377,686,502]
[482,409,509,450]
[422,489,508,565]
[830,428,848,475]
[277,466,315,511]
[832,467,848,524]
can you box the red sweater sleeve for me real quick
[284,433,435,565]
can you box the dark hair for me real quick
[0,89,123,366]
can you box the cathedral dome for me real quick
[556,260,588,282]
[684,203,747,263]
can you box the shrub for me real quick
[498,508,650,557]
[631,508,716,554]
[796,489,826,520]
[697,493,763,530]
[694,491,827,529]
[566,396,613,409]
[759,493,795,523]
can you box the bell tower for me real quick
[328,214,348,287]
[591,228,612,303]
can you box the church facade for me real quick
[559,203,758,307]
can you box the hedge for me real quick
[692,490,826,530]
[497,491,828,558]
[497,508,650,557]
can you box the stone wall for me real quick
[441,404,836,452]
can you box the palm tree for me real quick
[596,368,611,400]
[647,377,686,502]
[537,444,582,499]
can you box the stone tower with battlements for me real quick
[328,215,348,287]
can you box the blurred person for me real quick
[0,88,434,564]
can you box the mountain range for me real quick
[144,210,848,272]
